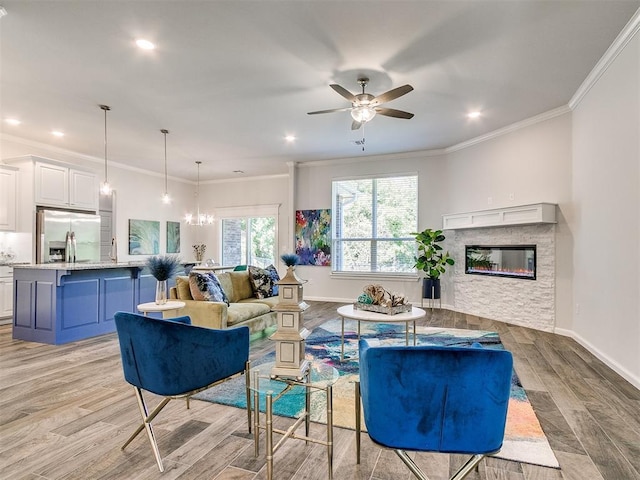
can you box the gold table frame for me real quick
[248,362,337,480]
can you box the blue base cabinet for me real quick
[12,265,157,344]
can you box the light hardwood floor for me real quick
[1,302,639,480]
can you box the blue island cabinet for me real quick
[12,264,157,344]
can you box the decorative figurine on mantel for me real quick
[270,253,310,378]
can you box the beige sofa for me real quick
[166,269,278,335]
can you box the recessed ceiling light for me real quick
[467,111,481,119]
[51,130,64,137]
[5,118,21,125]
[135,39,155,50]
[285,135,296,142]
[0,7,7,18]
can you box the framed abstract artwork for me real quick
[166,221,181,253]
[295,209,331,266]
[128,219,160,255]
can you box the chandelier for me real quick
[184,161,214,226]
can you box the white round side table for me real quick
[137,300,186,317]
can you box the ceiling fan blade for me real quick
[351,119,363,130]
[330,84,357,103]
[375,107,414,119]
[307,107,352,115]
[371,84,414,105]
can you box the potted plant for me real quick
[146,255,182,304]
[413,228,455,299]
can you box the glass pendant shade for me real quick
[99,104,112,195]
[161,129,171,204]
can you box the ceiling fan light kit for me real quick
[308,77,414,130]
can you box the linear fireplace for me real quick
[465,245,536,280]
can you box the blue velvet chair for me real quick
[356,339,513,480]
[114,311,251,472]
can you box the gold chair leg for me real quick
[395,450,485,480]
[355,381,361,464]
[394,450,428,480]
[245,360,252,433]
[450,453,485,480]
[124,387,171,473]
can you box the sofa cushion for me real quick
[238,296,279,309]
[216,272,234,302]
[229,270,254,301]
[227,302,271,326]
[175,276,193,300]
[189,272,229,305]
[248,265,280,299]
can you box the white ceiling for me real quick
[1,1,638,182]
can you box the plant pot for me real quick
[155,280,168,305]
[422,278,441,299]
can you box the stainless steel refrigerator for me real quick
[36,208,101,263]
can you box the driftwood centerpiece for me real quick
[354,284,412,315]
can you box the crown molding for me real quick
[297,148,446,168]
[202,173,289,185]
[570,7,640,109]
[1,132,193,184]
[445,105,572,154]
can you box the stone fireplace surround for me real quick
[441,204,556,332]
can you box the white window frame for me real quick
[214,204,280,267]
[331,173,418,280]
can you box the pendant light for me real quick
[99,104,112,195]
[160,129,170,204]
[184,161,214,226]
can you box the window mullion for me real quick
[371,178,377,272]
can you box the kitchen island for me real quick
[12,262,163,344]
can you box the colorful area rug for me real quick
[195,319,560,469]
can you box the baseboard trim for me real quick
[554,328,639,390]
[305,296,639,390]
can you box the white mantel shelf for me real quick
[442,203,557,230]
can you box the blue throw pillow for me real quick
[248,264,280,299]
[188,271,230,305]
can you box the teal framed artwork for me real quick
[128,219,160,255]
[167,221,181,253]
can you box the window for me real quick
[332,175,418,274]
[217,205,279,268]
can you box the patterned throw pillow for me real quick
[188,271,230,305]
[248,264,280,299]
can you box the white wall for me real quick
[571,31,640,383]
[443,114,574,330]
[199,175,290,268]
[295,152,447,303]
[1,137,198,263]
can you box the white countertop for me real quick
[13,262,147,270]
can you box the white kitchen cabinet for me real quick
[35,161,98,211]
[0,166,17,231]
[35,162,69,206]
[0,266,13,320]
[69,168,98,210]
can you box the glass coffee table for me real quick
[247,361,339,480]
[336,304,426,361]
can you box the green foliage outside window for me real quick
[333,175,417,273]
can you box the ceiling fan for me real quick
[308,77,414,130]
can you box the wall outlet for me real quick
[575,303,580,315]
[487,196,493,205]
[509,192,515,201]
